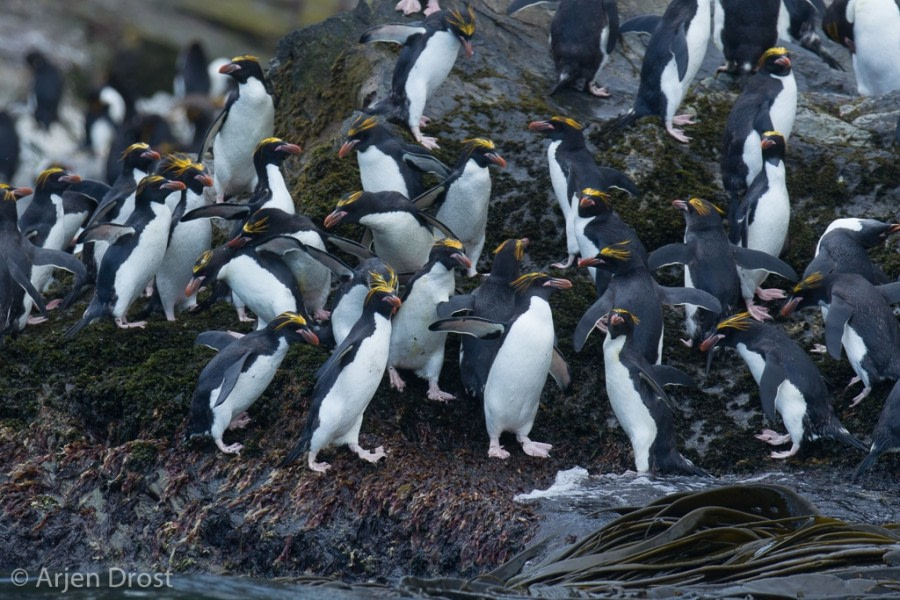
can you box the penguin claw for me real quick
[45,298,62,310]
[228,412,251,430]
[314,308,331,321]
[352,444,386,464]
[488,444,510,460]
[755,286,786,301]
[395,0,422,15]
[849,386,870,407]
[419,115,431,128]
[844,376,861,391]
[308,459,331,473]
[115,318,147,329]
[388,367,407,392]
[552,254,576,269]
[672,114,696,126]
[745,301,772,321]
[216,441,243,455]
[770,445,800,459]
[588,84,610,98]
[27,315,49,326]
[417,136,440,150]
[666,126,692,143]
[427,382,454,402]
[680,338,693,348]
[811,343,827,354]
[755,429,791,446]
[520,439,552,458]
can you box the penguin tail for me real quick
[279,430,312,468]
[548,70,575,96]
[826,421,868,453]
[851,447,881,483]
[64,297,107,339]
[657,450,712,478]
[600,110,639,142]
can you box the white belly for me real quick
[363,212,436,273]
[603,336,657,473]
[213,78,274,197]
[842,323,869,386]
[769,74,797,140]
[736,342,767,384]
[358,147,409,197]
[389,267,454,376]
[775,379,807,443]
[436,161,490,249]
[111,209,172,318]
[332,285,366,346]
[547,141,567,210]
[220,255,298,325]
[404,31,460,129]
[157,217,212,313]
[851,0,900,95]
[262,164,295,213]
[738,165,789,294]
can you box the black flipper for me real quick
[732,247,798,280]
[360,23,427,44]
[506,0,557,15]
[599,167,640,197]
[323,234,375,260]
[648,243,693,270]
[27,243,88,309]
[824,298,853,360]
[673,22,690,80]
[604,0,620,54]
[876,281,900,305]
[7,253,47,318]
[402,150,450,178]
[77,223,135,245]
[213,351,254,408]
[436,294,475,318]
[182,203,250,222]
[758,360,784,423]
[428,316,505,339]
[574,295,612,352]
[649,364,695,388]
[656,284,722,313]
[635,363,678,412]
[550,347,571,391]
[195,330,244,352]
[412,183,446,211]
[618,14,661,35]
[255,235,354,278]
[419,211,459,240]
[197,105,227,162]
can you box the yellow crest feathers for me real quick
[366,267,399,303]
[348,115,378,137]
[436,238,464,250]
[793,271,823,293]
[716,313,753,331]
[337,191,363,207]
[243,215,269,234]
[122,142,150,158]
[688,197,724,216]
[447,5,476,37]
[611,308,640,325]
[600,240,631,261]
[511,272,544,293]
[493,238,526,261]
[550,116,583,130]
[255,137,284,152]
[462,138,495,150]
[193,250,213,274]
[36,167,64,187]
[231,54,259,63]
[274,312,308,330]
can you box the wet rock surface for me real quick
[1,0,898,585]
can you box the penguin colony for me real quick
[1,1,898,481]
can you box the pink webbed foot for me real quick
[755,429,791,446]
[228,412,251,430]
[770,443,801,459]
[666,124,691,143]
[849,386,871,407]
[672,114,696,126]
[552,254,576,269]
[488,439,510,459]
[417,135,439,150]
[388,366,406,392]
[45,298,62,310]
[395,0,422,15]
[844,376,861,391]
[236,306,254,323]
[756,286,786,301]
[518,436,552,458]
[588,83,610,98]
[308,452,331,473]
[27,315,48,326]
[427,380,455,402]
[215,440,243,455]
[351,444,386,464]
[811,343,827,354]
[314,308,331,321]
[423,0,441,15]
[115,317,147,329]
[419,115,431,128]
[745,299,772,321]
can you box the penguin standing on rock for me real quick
[732,131,791,320]
[805,218,900,285]
[700,312,868,459]
[611,0,711,143]
[388,238,471,400]
[853,379,900,481]
[361,7,477,149]
[601,308,707,475]
[186,312,319,455]
[66,177,182,336]
[431,273,571,459]
[338,115,449,199]
[281,270,402,473]
[713,0,781,76]
[649,197,796,341]
[199,56,275,202]
[507,0,620,97]
[418,138,506,276]
[721,48,796,216]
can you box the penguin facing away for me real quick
[388,238,471,400]
[508,0,620,97]
[713,0,781,76]
[853,378,900,481]
[430,272,572,459]
[361,6,477,149]
[601,308,707,476]
[281,269,402,473]
[700,312,868,459]
[823,0,900,96]
[186,312,319,455]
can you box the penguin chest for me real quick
[221,255,297,324]
[746,167,789,256]
[660,0,711,119]
[851,0,900,95]
[603,339,657,473]
[547,142,568,210]
[842,322,870,385]
[389,268,453,370]
[214,79,274,194]
[315,315,392,445]
[407,31,460,100]
[483,299,554,435]
[768,75,797,139]
[357,147,409,197]
[262,165,294,213]
[736,343,767,385]
[436,163,490,245]
[362,212,435,273]
[740,131,763,187]
[332,284,366,346]
[111,210,171,316]
[210,343,289,429]
[774,378,807,442]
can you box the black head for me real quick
[577,240,637,275]
[34,167,81,195]
[758,47,792,77]
[442,5,476,58]
[323,190,410,228]
[25,51,53,71]
[219,55,265,84]
[699,312,757,352]
[135,175,186,205]
[780,271,829,316]
[577,187,612,218]
[606,308,640,340]
[510,271,572,300]
[365,267,402,317]
[527,116,585,143]
[267,311,320,345]
[822,218,900,248]
[672,197,725,231]
[338,115,386,156]
[156,154,213,194]
[823,0,854,52]
[121,142,161,173]
[491,237,528,280]
[186,246,232,296]
[428,238,472,272]
[254,137,302,172]
[460,138,506,169]
[761,131,786,164]
[0,185,33,226]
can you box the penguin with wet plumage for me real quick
[281,269,402,473]
[601,308,707,476]
[507,0,620,97]
[700,312,868,459]
[388,238,471,401]
[186,312,319,455]
[361,6,477,149]
[781,271,900,406]
[649,197,796,342]
[66,176,182,337]
[431,272,571,459]
[853,379,900,481]
[199,56,275,202]
[337,115,450,199]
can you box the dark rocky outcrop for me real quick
[1,0,897,582]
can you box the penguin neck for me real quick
[603,331,627,358]
[185,188,206,210]
[763,158,785,183]
[554,135,586,153]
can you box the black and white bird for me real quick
[701,312,868,459]
[431,272,571,459]
[199,56,276,202]
[331,257,394,346]
[507,0,620,97]
[361,7,477,149]
[805,218,900,285]
[338,115,449,199]
[186,312,319,455]
[281,269,402,473]
[853,378,900,481]
[0,111,20,182]
[388,238,471,400]
[26,51,64,130]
